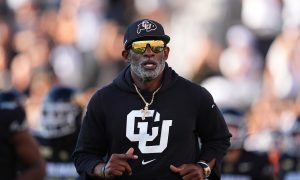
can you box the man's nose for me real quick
[143,44,154,56]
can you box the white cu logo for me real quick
[126,110,172,153]
[137,20,157,34]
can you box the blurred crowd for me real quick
[0,0,300,179]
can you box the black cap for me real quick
[123,19,170,50]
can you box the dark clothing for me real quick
[33,86,82,180]
[221,149,273,180]
[35,134,79,180]
[73,64,231,179]
[0,103,27,179]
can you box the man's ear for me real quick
[122,50,130,63]
[163,46,170,61]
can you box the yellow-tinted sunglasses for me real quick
[131,40,165,54]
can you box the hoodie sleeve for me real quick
[72,91,108,176]
[196,87,231,179]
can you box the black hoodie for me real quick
[73,64,231,180]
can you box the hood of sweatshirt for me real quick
[113,63,179,94]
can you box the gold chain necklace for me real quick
[133,83,162,120]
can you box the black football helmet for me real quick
[0,90,23,107]
[0,89,27,132]
[0,89,25,113]
[34,86,82,138]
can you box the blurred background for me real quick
[0,0,300,179]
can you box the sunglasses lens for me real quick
[131,40,164,54]
[132,47,146,54]
[151,46,164,53]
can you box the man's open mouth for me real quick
[141,60,157,70]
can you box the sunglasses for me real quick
[130,40,165,54]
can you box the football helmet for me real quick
[0,90,27,132]
[222,107,246,149]
[34,86,82,138]
[0,90,23,108]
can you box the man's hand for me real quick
[101,147,138,179]
[170,164,205,180]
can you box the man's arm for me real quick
[72,91,109,177]
[197,87,232,179]
[90,147,138,179]
[13,129,46,180]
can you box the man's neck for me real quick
[131,73,163,92]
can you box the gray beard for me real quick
[131,59,165,81]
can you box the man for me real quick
[0,90,46,180]
[33,86,83,180]
[72,19,231,180]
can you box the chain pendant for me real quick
[141,103,149,120]
[133,83,162,120]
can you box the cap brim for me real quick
[125,35,170,49]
